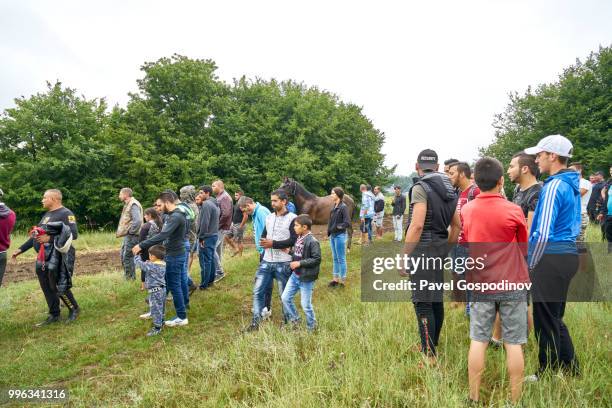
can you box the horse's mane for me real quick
[291,180,317,200]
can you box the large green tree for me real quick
[0,82,115,228]
[481,45,612,189]
[1,56,392,228]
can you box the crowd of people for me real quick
[0,133,610,405]
[402,135,609,404]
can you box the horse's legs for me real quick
[347,223,353,253]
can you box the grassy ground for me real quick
[0,227,609,407]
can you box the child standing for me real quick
[134,244,167,336]
[281,214,321,331]
[461,157,530,405]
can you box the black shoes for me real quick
[35,315,60,327]
[67,307,80,322]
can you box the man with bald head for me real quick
[13,189,80,326]
[212,180,233,281]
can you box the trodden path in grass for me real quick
[0,235,609,407]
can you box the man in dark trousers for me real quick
[403,149,461,364]
[524,135,581,381]
[12,189,80,326]
[391,185,406,242]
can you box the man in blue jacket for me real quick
[524,135,581,381]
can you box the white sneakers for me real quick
[165,317,189,327]
[261,307,272,320]
[139,312,151,319]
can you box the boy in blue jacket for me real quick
[524,135,581,381]
[135,245,167,337]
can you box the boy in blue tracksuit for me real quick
[524,135,581,381]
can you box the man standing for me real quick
[0,189,16,287]
[196,186,219,290]
[444,158,459,176]
[373,186,385,239]
[133,192,188,327]
[403,149,460,362]
[247,190,297,331]
[587,171,605,222]
[391,185,406,242]
[226,189,248,257]
[508,152,542,231]
[524,135,581,380]
[12,189,80,325]
[212,180,232,282]
[597,166,612,252]
[116,188,143,280]
[448,161,480,311]
[359,184,375,245]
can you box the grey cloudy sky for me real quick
[1,0,610,175]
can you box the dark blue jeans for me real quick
[252,261,292,325]
[165,252,187,320]
[198,235,218,289]
[182,240,192,306]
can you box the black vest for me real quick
[407,172,458,243]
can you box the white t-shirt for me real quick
[579,178,592,214]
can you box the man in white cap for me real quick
[523,134,581,381]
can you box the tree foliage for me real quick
[0,55,392,228]
[481,45,612,195]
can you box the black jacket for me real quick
[291,234,321,282]
[38,221,76,295]
[140,208,186,256]
[391,193,406,216]
[327,202,351,237]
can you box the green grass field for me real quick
[0,226,609,407]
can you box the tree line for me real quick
[0,55,393,229]
[481,45,611,196]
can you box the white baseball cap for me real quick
[524,134,573,157]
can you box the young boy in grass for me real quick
[461,157,530,404]
[134,244,167,337]
[281,214,321,331]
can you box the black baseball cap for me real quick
[417,149,439,170]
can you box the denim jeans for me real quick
[330,232,347,280]
[451,244,471,314]
[165,252,187,320]
[252,261,291,325]
[182,240,193,306]
[282,272,316,329]
[361,218,373,241]
[392,215,403,241]
[214,230,228,276]
[198,235,217,288]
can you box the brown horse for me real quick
[279,177,355,249]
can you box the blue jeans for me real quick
[198,235,218,288]
[282,272,316,330]
[252,261,292,325]
[361,218,373,241]
[330,232,348,280]
[451,244,471,314]
[165,252,187,320]
[182,240,192,306]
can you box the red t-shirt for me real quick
[460,193,530,290]
[457,184,480,244]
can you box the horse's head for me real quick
[279,177,296,196]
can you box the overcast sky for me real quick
[1,0,610,175]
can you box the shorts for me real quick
[373,212,384,227]
[469,298,528,345]
[228,223,245,243]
